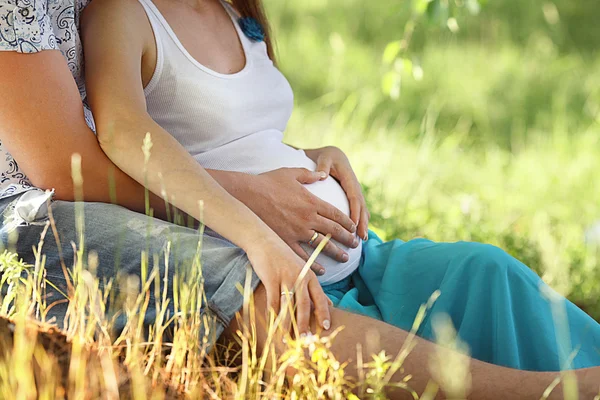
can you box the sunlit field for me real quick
[271,0,600,318]
[0,0,599,398]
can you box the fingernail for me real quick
[319,172,327,179]
[350,224,357,233]
[352,238,359,247]
[300,332,307,338]
[341,253,349,262]
[363,233,369,242]
[318,268,325,276]
[323,320,331,330]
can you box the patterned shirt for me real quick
[0,0,92,198]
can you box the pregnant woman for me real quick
[80,0,600,375]
[3,0,600,398]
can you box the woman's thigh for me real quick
[223,282,600,400]
[0,195,259,340]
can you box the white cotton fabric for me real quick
[138,0,362,284]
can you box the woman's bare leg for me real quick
[223,284,600,399]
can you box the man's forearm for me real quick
[206,169,255,203]
[37,132,169,221]
[72,142,169,220]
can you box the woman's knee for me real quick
[456,242,519,276]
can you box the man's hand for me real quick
[305,146,370,242]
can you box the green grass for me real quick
[1,1,599,398]
[266,0,600,318]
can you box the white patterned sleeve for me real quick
[0,0,58,53]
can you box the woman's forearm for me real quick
[97,114,277,252]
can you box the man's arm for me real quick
[0,50,167,219]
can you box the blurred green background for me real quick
[264,0,600,317]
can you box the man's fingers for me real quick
[291,242,325,276]
[308,277,332,332]
[317,201,356,234]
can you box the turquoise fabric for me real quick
[322,231,600,371]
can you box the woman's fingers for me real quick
[358,205,370,241]
[291,242,325,276]
[308,276,331,331]
[315,216,359,250]
[291,168,325,184]
[266,282,280,319]
[348,193,362,226]
[308,231,349,263]
[316,200,356,234]
[279,286,294,337]
[295,283,312,336]
[315,156,333,178]
[338,174,368,241]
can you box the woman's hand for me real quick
[305,146,370,241]
[245,236,332,336]
[242,168,360,275]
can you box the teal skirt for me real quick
[322,231,600,371]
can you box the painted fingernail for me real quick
[341,253,349,262]
[319,172,327,179]
[323,320,331,330]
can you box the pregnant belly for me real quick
[194,131,363,285]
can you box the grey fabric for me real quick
[0,193,260,345]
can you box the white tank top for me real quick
[137,0,361,285]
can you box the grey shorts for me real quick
[0,190,260,345]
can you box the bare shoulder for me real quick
[82,0,146,21]
[81,0,150,45]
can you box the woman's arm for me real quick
[81,0,331,333]
[207,168,358,271]
[0,50,168,219]
[81,0,270,252]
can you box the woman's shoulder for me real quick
[81,0,148,31]
[80,0,153,50]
